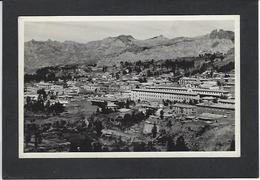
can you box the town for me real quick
[24,56,235,152]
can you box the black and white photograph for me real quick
[18,16,240,158]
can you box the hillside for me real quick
[24,29,234,73]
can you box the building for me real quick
[172,103,197,115]
[145,86,228,98]
[179,77,200,86]
[98,83,109,92]
[198,113,224,121]
[223,77,235,84]
[218,99,235,105]
[36,81,52,90]
[196,102,235,115]
[24,85,38,95]
[83,84,100,92]
[200,80,218,89]
[131,89,200,103]
[109,84,120,92]
[64,86,80,96]
[107,102,118,111]
[50,85,64,95]
[120,84,133,92]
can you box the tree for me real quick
[188,99,194,105]
[146,108,154,118]
[217,62,234,73]
[25,126,31,146]
[123,114,132,125]
[213,98,218,103]
[92,141,102,152]
[229,139,235,151]
[166,120,172,128]
[175,136,189,151]
[217,80,222,87]
[193,99,198,104]
[146,141,156,151]
[94,120,103,137]
[133,142,146,152]
[51,102,65,114]
[167,137,175,151]
[160,110,164,119]
[79,134,93,152]
[147,70,152,77]
[152,123,157,138]
[125,99,130,108]
[37,88,47,101]
[220,94,228,99]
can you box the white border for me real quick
[18,15,240,158]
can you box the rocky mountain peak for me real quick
[209,29,234,41]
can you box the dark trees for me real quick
[152,123,157,138]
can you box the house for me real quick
[36,81,52,90]
[107,102,118,111]
[109,84,120,92]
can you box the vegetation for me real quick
[24,51,234,83]
[25,88,65,114]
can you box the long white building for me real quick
[145,86,228,97]
[131,89,200,102]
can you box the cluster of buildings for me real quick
[178,71,235,96]
[24,64,236,123]
[129,71,235,122]
[24,81,80,106]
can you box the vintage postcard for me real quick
[18,15,240,158]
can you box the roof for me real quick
[107,102,118,107]
[218,99,235,104]
[196,103,235,110]
[146,86,228,93]
[132,89,198,96]
[118,108,132,113]
[172,103,196,108]
[198,113,223,120]
[186,116,196,119]
[180,77,198,81]
[201,96,215,100]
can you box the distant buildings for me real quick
[179,77,200,86]
[172,103,197,115]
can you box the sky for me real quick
[24,20,234,43]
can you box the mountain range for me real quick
[24,29,234,73]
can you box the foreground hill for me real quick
[25,29,234,73]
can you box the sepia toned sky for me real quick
[24,20,234,43]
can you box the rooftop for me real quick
[198,113,224,120]
[146,86,228,93]
[196,103,235,110]
[132,89,198,96]
[172,103,196,108]
[118,108,132,113]
[218,99,235,104]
